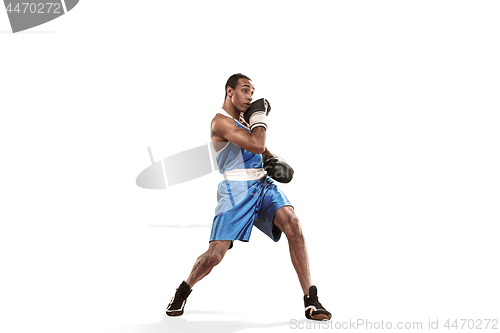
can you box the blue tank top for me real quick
[215,116,263,173]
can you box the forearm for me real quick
[249,127,266,154]
[244,98,269,154]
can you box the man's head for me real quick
[224,73,255,112]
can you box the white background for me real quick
[1,1,499,332]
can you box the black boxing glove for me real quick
[263,155,294,183]
[243,98,271,131]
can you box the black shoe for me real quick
[304,285,331,321]
[166,281,192,317]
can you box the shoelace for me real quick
[169,289,189,307]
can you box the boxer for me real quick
[166,74,331,321]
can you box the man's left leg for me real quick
[273,206,311,294]
[273,206,331,321]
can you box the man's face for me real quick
[229,78,255,112]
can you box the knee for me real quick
[283,215,303,240]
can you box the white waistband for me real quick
[223,168,266,181]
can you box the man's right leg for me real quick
[166,240,231,316]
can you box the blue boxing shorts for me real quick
[210,175,292,249]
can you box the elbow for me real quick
[249,142,266,155]
[254,144,266,155]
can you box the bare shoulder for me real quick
[211,113,232,141]
[212,113,235,131]
[212,113,224,122]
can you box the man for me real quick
[166,73,331,321]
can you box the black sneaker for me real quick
[304,285,331,321]
[166,281,192,317]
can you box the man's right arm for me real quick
[211,115,266,154]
